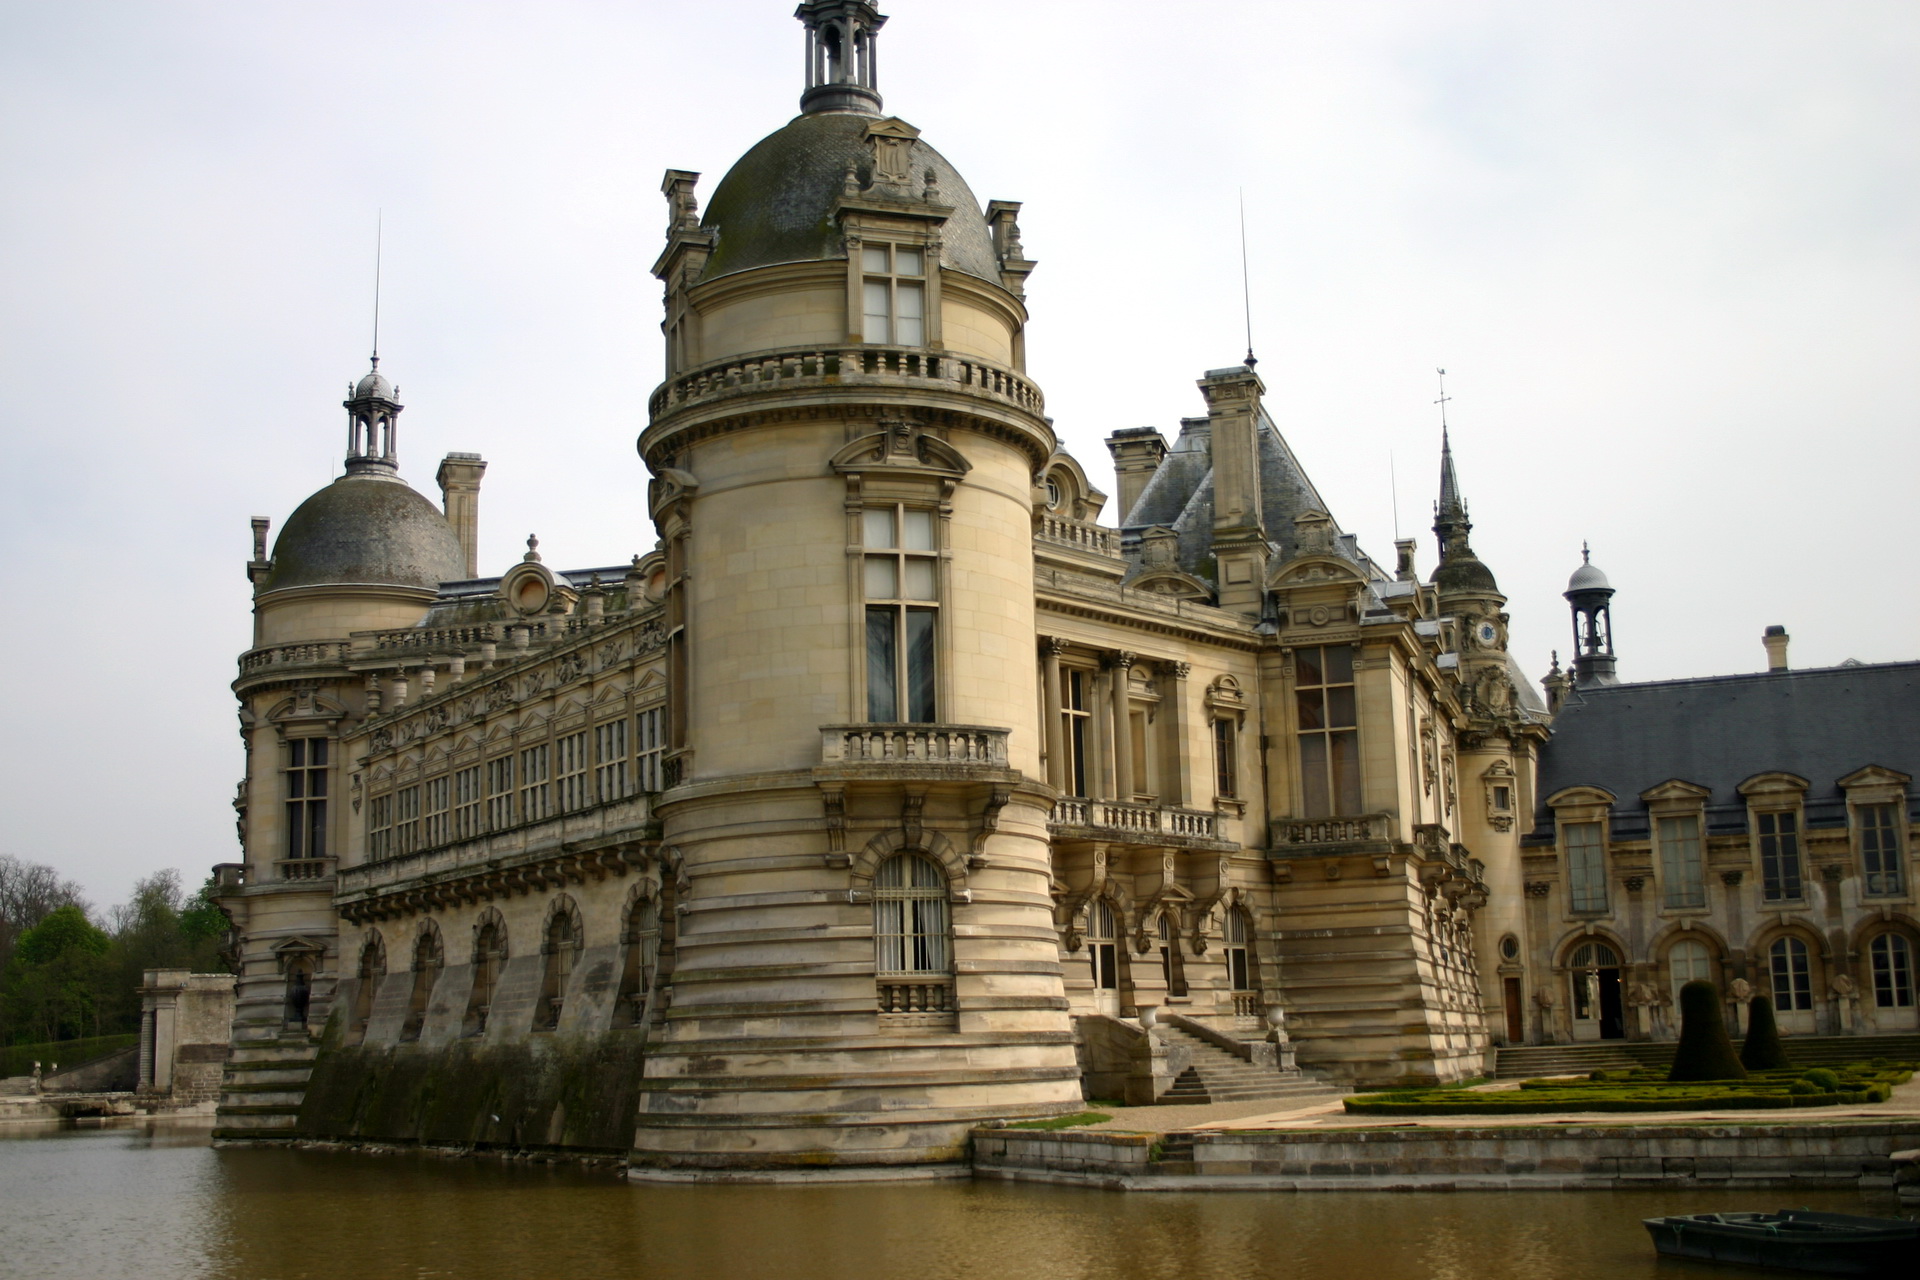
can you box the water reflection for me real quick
[0,1122,1899,1280]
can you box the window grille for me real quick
[863,506,937,723]
[873,854,949,975]
[367,792,392,860]
[1062,669,1090,797]
[860,243,926,345]
[1657,814,1705,909]
[1224,907,1253,992]
[1295,645,1361,817]
[1768,936,1813,1011]
[394,785,421,855]
[285,738,329,859]
[594,719,629,803]
[423,775,450,847]
[1758,810,1803,901]
[1871,934,1914,1008]
[1565,821,1608,912]
[484,756,513,831]
[452,765,482,840]
[1860,803,1904,896]
[1085,899,1118,991]
[636,707,666,792]
[556,731,590,812]
[1667,939,1713,1003]
[520,744,551,823]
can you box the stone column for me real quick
[1158,661,1192,808]
[1108,651,1135,802]
[1042,638,1067,793]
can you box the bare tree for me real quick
[0,855,88,962]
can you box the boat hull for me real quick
[1643,1210,1917,1277]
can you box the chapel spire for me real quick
[796,1,886,116]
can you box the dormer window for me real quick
[1658,815,1705,909]
[1757,810,1803,902]
[861,244,925,345]
[1860,803,1904,896]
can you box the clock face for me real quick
[1476,621,1499,646]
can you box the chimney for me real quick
[1198,365,1269,617]
[1104,427,1168,525]
[437,453,487,579]
[1764,625,1790,672]
[1394,538,1418,582]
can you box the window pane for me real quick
[894,247,923,276]
[903,557,936,600]
[866,607,898,721]
[1299,734,1329,819]
[863,280,891,342]
[905,609,936,723]
[289,772,305,799]
[312,739,327,766]
[863,507,895,548]
[864,555,897,598]
[1295,688,1324,730]
[862,246,889,274]
[1323,645,1354,684]
[1659,814,1705,908]
[901,508,935,550]
[1326,685,1356,728]
[1296,647,1323,687]
[290,740,306,768]
[310,770,326,798]
[1330,730,1362,815]
[894,283,924,346]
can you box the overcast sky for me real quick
[2,1,1914,910]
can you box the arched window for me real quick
[352,935,386,1040]
[1086,899,1119,991]
[874,854,949,975]
[1667,939,1713,1003]
[535,905,581,1032]
[400,927,442,1043]
[617,896,661,1028]
[1769,936,1813,1011]
[464,919,506,1037]
[1224,908,1253,992]
[1870,934,1914,1009]
[283,959,312,1029]
[1157,912,1187,997]
[1569,942,1621,1022]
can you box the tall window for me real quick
[873,854,950,975]
[285,738,329,860]
[463,920,506,1037]
[485,756,514,831]
[594,719,629,803]
[1768,936,1813,1011]
[423,776,450,847]
[1213,718,1238,800]
[452,765,482,840]
[1658,814,1705,909]
[1295,644,1360,817]
[400,927,441,1043]
[861,243,925,345]
[1758,810,1803,901]
[1062,670,1090,797]
[556,731,590,812]
[863,506,937,723]
[1565,821,1608,912]
[520,744,551,823]
[1668,938,1713,1003]
[352,936,385,1038]
[616,897,660,1027]
[1157,912,1187,996]
[1859,803,1904,896]
[1870,934,1914,1009]
[368,793,393,860]
[534,909,579,1032]
[636,708,666,792]
[1086,900,1118,991]
[1570,941,1620,1021]
[394,785,421,855]
[1224,908,1253,992]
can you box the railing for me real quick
[1271,814,1389,847]
[275,858,335,882]
[238,641,354,674]
[820,724,1011,768]
[1035,513,1120,557]
[335,793,654,898]
[212,863,247,890]
[1050,799,1220,841]
[649,346,1045,419]
[1231,992,1262,1021]
[878,976,954,1014]
[361,624,499,652]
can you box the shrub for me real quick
[1801,1067,1842,1091]
[1787,1079,1819,1095]
[1739,995,1792,1071]
[1668,980,1747,1081]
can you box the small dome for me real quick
[698,112,1001,284]
[263,473,466,594]
[1568,560,1611,593]
[353,367,395,401]
[1432,552,1499,595]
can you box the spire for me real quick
[1427,374,1500,597]
[1437,426,1462,516]
[796,1,886,116]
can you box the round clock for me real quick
[1476,621,1498,646]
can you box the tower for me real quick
[1565,546,1618,687]
[632,4,1079,1169]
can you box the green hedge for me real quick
[1345,1064,1907,1117]
[0,1034,138,1079]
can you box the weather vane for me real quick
[1434,367,1451,429]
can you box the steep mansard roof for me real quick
[1532,661,1920,838]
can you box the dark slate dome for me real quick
[1433,550,1500,594]
[263,473,466,594]
[698,112,1001,284]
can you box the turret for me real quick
[1565,544,1618,687]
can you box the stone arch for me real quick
[400,918,443,1043]
[1646,919,1733,972]
[1750,919,1829,1025]
[350,929,388,1039]
[534,894,584,1031]
[1852,913,1920,1028]
[463,907,509,1037]
[852,826,967,901]
[1846,909,1920,956]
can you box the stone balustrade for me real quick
[820,724,1011,769]
[1050,799,1220,842]
[1270,813,1392,850]
[649,345,1045,419]
[274,858,334,883]
[238,641,354,674]
[877,976,953,1014]
[1034,513,1120,557]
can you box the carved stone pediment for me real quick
[831,421,971,478]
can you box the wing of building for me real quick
[210,3,1919,1171]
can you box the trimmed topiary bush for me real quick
[1668,980,1747,1082]
[1801,1067,1842,1091]
[1740,995,1792,1070]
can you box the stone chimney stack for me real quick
[1764,624,1790,672]
[437,453,488,579]
[1199,364,1269,617]
[1104,427,1168,525]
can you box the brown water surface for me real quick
[0,1121,1903,1279]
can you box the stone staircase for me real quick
[1152,1025,1340,1106]
[211,1034,320,1140]
[1495,1033,1920,1079]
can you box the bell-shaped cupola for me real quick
[797,0,886,115]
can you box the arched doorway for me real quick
[1086,900,1120,1017]
[1569,941,1624,1040]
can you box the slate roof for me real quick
[1531,661,1920,840]
[263,472,467,595]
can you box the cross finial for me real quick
[1434,367,1451,429]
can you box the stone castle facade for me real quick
[211,4,1919,1170]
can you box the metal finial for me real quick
[1582,541,1591,564]
[1239,188,1255,367]
[1434,367,1451,429]
[371,211,383,367]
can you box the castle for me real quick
[212,3,1918,1171]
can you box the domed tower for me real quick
[223,358,469,1114]
[1565,545,1618,687]
[634,4,1076,1168]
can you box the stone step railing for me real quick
[238,641,354,674]
[649,346,1044,419]
[820,724,1011,768]
[1035,513,1120,557]
[1051,799,1219,841]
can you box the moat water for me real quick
[0,1121,1903,1279]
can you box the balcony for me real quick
[274,858,336,882]
[647,346,1045,422]
[1034,513,1120,559]
[237,641,354,675]
[818,724,1012,776]
[1269,813,1395,855]
[1050,798,1224,844]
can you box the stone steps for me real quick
[1496,1033,1920,1079]
[213,1035,319,1140]
[1152,1026,1337,1105]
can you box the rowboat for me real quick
[1643,1209,1917,1276]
